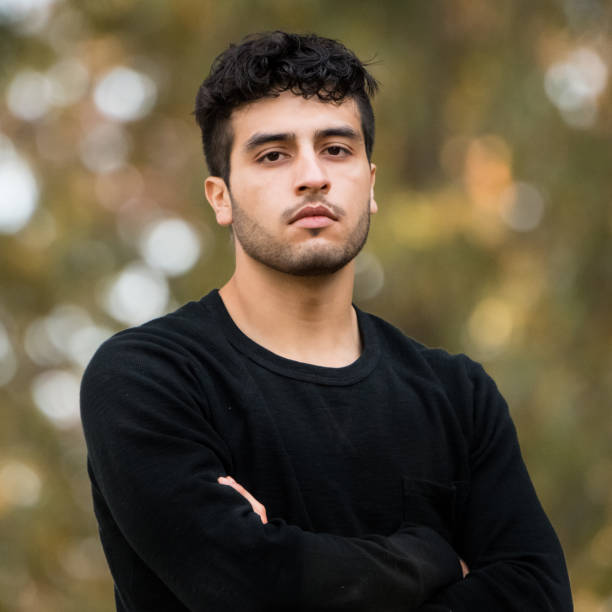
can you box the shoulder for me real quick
[80,292,233,432]
[82,291,226,390]
[361,310,507,435]
[361,309,485,386]
[95,289,222,353]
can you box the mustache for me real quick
[281,196,346,223]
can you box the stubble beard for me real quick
[229,195,372,277]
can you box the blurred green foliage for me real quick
[1,0,611,610]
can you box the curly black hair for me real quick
[194,31,378,183]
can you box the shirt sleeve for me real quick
[80,334,461,612]
[420,359,573,611]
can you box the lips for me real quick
[289,205,338,224]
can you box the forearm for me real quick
[415,359,573,611]
[93,469,461,611]
[422,553,572,611]
[295,524,461,610]
[218,476,462,610]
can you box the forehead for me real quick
[229,91,363,146]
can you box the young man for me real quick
[81,32,573,611]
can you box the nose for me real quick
[294,151,330,195]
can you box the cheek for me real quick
[228,171,259,201]
[232,174,285,217]
[339,169,373,197]
[343,162,373,184]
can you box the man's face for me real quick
[208,91,377,276]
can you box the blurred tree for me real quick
[1,0,611,609]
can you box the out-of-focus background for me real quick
[1,0,611,610]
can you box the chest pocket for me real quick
[402,477,468,542]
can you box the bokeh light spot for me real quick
[139,218,201,277]
[93,66,157,122]
[31,369,81,429]
[24,318,65,367]
[544,47,608,129]
[67,325,114,368]
[464,135,513,210]
[46,57,89,107]
[467,297,513,358]
[498,182,545,232]
[0,461,41,509]
[79,123,130,174]
[6,69,52,121]
[102,261,169,326]
[0,135,39,234]
[24,304,112,368]
[0,0,56,31]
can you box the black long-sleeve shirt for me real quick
[80,289,573,611]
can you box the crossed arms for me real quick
[218,474,470,576]
[81,337,573,611]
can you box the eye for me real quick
[325,145,350,157]
[257,151,287,164]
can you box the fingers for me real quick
[460,558,470,578]
[218,476,268,524]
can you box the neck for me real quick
[219,255,360,367]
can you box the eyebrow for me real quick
[243,126,362,152]
[244,132,295,152]
[314,127,361,141]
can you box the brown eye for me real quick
[257,151,286,164]
[326,146,349,157]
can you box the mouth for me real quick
[289,205,339,225]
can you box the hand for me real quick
[460,558,469,578]
[218,476,268,524]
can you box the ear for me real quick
[369,163,378,214]
[204,176,233,226]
